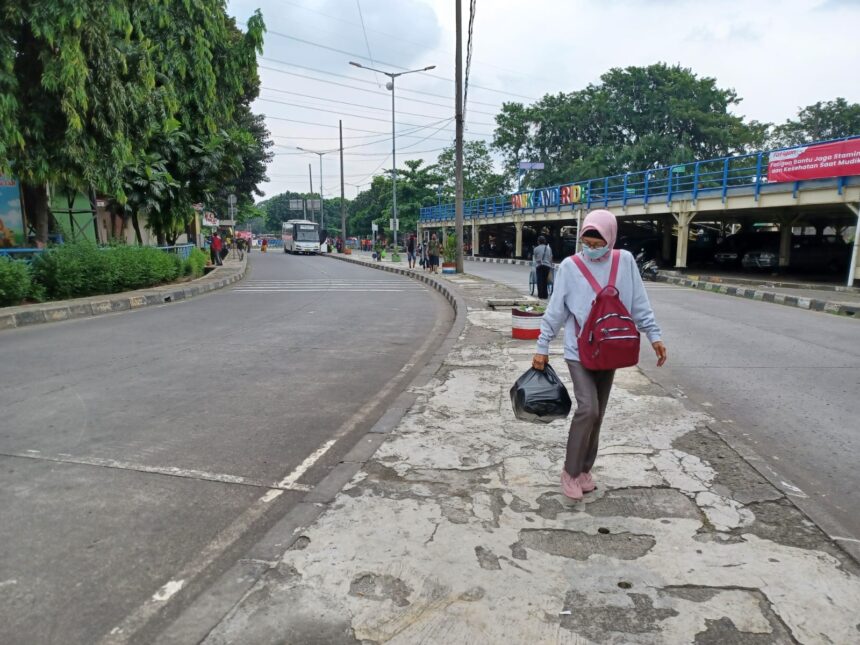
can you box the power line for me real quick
[260,87,451,121]
[354,0,381,88]
[267,1,556,84]
[259,84,497,118]
[257,97,473,129]
[464,0,477,121]
[257,92,494,128]
[258,58,502,109]
[257,24,538,101]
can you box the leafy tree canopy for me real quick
[493,63,769,189]
[436,140,507,199]
[769,98,860,148]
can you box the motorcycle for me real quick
[635,249,659,281]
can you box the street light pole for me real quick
[349,60,435,249]
[297,147,331,228]
[454,0,464,273]
[390,75,397,248]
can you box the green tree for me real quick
[0,1,154,243]
[493,63,769,188]
[435,140,507,199]
[124,4,268,244]
[769,98,860,147]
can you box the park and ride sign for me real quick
[511,184,585,210]
[0,176,25,247]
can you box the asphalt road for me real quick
[465,260,860,555]
[0,252,451,645]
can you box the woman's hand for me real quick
[652,341,667,367]
[532,354,549,371]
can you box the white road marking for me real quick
[151,579,185,602]
[233,289,421,293]
[1,452,311,492]
[260,489,284,503]
[832,536,860,544]
[277,439,338,489]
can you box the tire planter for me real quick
[511,307,544,340]
[442,261,457,274]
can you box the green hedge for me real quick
[0,257,32,306]
[183,247,208,278]
[31,242,183,300]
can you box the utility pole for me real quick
[390,75,398,248]
[340,120,346,244]
[454,0,465,273]
[308,163,314,224]
[319,154,324,231]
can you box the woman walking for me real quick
[532,209,667,500]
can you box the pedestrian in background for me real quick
[532,209,667,501]
[406,234,417,269]
[211,232,223,266]
[427,233,440,274]
[533,235,553,299]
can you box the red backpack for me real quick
[572,250,640,371]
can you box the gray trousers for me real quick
[565,360,615,477]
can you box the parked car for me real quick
[714,232,778,268]
[742,235,851,273]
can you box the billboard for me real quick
[0,177,25,247]
[768,139,860,183]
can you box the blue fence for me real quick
[420,136,860,223]
[1,243,196,262]
[156,243,194,260]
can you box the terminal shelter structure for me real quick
[419,136,860,286]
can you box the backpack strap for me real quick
[608,249,621,287]
[572,254,603,294]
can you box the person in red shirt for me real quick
[211,233,223,265]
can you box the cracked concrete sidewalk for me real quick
[200,269,860,645]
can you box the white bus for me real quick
[282,219,321,254]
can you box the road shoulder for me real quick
[167,258,860,644]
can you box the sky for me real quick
[225,0,860,203]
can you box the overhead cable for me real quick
[258,58,502,109]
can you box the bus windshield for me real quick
[295,228,319,242]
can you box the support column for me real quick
[847,203,860,287]
[471,222,479,257]
[673,211,696,269]
[515,220,524,259]
[661,215,673,264]
[576,209,583,254]
[777,212,801,270]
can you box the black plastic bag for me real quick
[510,364,572,424]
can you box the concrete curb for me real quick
[657,273,860,318]
[660,271,860,294]
[464,254,859,318]
[155,253,467,645]
[0,257,248,332]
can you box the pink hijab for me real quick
[579,209,617,262]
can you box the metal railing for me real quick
[1,244,196,262]
[156,243,195,260]
[419,135,860,223]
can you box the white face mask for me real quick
[582,245,610,260]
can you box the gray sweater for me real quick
[536,250,662,361]
[532,244,553,267]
